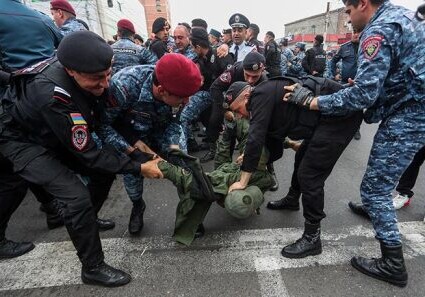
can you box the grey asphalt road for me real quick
[1,123,424,297]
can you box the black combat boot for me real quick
[194,224,205,239]
[96,218,115,231]
[0,238,35,259]
[128,201,146,235]
[267,187,301,210]
[281,222,322,258]
[42,200,65,230]
[267,163,279,192]
[348,201,370,219]
[200,142,216,163]
[351,242,408,287]
[81,261,131,287]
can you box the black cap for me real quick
[242,52,265,71]
[229,13,250,28]
[222,28,232,34]
[152,17,169,34]
[223,81,250,109]
[209,29,221,39]
[191,18,208,30]
[279,38,289,46]
[57,31,113,73]
[266,31,275,38]
[191,27,209,48]
[249,23,260,35]
[315,34,324,44]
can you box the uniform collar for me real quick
[363,1,391,33]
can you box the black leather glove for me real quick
[286,83,315,108]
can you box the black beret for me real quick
[209,29,221,39]
[222,28,232,34]
[242,52,265,71]
[191,18,208,30]
[249,23,260,35]
[191,27,209,47]
[224,81,250,109]
[57,31,113,73]
[229,13,250,28]
[152,17,169,34]
[266,31,275,38]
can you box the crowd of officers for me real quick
[0,0,424,290]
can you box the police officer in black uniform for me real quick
[149,17,171,59]
[302,35,327,77]
[263,31,281,77]
[228,76,363,259]
[246,23,265,55]
[201,51,267,163]
[0,31,163,287]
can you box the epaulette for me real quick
[12,57,55,77]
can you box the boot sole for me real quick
[281,247,322,259]
[267,205,300,211]
[350,258,407,287]
[81,275,131,287]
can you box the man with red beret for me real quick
[97,54,202,235]
[111,19,157,76]
[50,0,86,36]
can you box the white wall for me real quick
[27,0,147,40]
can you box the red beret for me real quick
[50,0,76,16]
[155,54,202,97]
[117,19,135,34]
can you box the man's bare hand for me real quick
[134,140,156,155]
[235,154,244,165]
[217,44,229,58]
[282,83,299,101]
[228,181,247,193]
[141,158,164,179]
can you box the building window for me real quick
[156,0,162,12]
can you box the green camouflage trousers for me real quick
[158,161,273,245]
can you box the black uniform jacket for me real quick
[209,61,268,105]
[2,59,140,174]
[241,78,320,172]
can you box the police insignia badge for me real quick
[362,35,383,60]
[252,63,259,71]
[235,15,240,22]
[219,72,231,83]
[72,125,89,151]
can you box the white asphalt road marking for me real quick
[0,221,424,292]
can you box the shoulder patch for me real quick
[219,71,232,83]
[362,35,383,60]
[71,125,89,151]
[70,113,87,125]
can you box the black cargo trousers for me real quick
[0,121,114,268]
[295,111,364,224]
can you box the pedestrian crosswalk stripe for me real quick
[0,221,424,292]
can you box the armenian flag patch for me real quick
[70,113,87,125]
